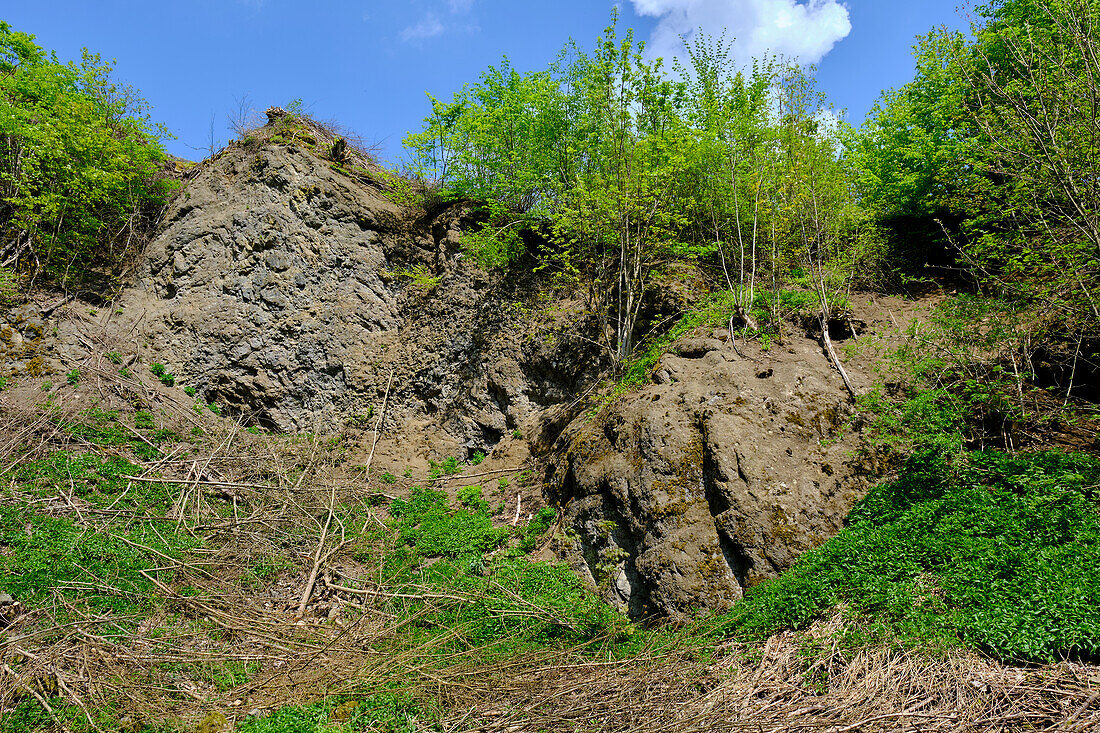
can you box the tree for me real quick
[0,22,171,292]
[404,14,877,365]
[960,0,1100,333]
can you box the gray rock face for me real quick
[115,136,604,453]
[102,123,873,620]
[127,144,405,430]
[545,334,868,620]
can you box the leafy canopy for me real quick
[0,21,172,292]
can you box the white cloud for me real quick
[401,1,476,42]
[401,13,446,41]
[629,0,851,68]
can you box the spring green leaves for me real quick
[723,449,1100,662]
[0,22,172,292]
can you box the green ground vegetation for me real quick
[720,449,1100,663]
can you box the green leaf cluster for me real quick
[848,0,1100,337]
[2,451,196,617]
[0,21,172,291]
[405,15,878,361]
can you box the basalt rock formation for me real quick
[543,333,869,620]
[110,114,604,459]
[40,112,876,620]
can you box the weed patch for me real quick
[720,449,1100,662]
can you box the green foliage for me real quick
[456,484,488,513]
[105,350,122,365]
[406,17,876,361]
[721,449,1100,662]
[133,409,155,430]
[859,295,1051,457]
[426,456,461,481]
[3,452,195,616]
[65,368,80,385]
[236,695,438,733]
[460,200,529,269]
[518,506,557,552]
[0,22,172,290]
[849,0,1100,336]
[149,362,176,387]
[184,386,196,397]
[0,266,19,304]
[844,29,977,224]
[390,486,507,559]
[394,264,439,295]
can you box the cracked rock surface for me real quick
[110,132,604,455]
[545,332,870,620]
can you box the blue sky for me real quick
[3,1,968,165]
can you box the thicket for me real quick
[405,17,879,363]
[0,22,171,294]
[407,1,1100,419]
[848,0,1100,372]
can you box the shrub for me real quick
[0,22,172,291]
[390,486,507,559]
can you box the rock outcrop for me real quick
[545,332,868,620]
[111,119,604,457]
[72,114,879,620]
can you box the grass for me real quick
[4,349,1098,731]
[3,451,200,616]
[235,694,437,733]
[719,449,1100,662]
[382,484,632,654]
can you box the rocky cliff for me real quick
[6,113,888,620]
[110,113,604,461]
[544,333,868,620]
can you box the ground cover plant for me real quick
[721,448,1100,662]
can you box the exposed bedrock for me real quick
[545,335,869,620]
[95,123,875,620]
[113,138,604,452]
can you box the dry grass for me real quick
[2,309,1099,732]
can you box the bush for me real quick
[721,449,1100,662]
[391,486,507,559]
[0,22,172,291]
